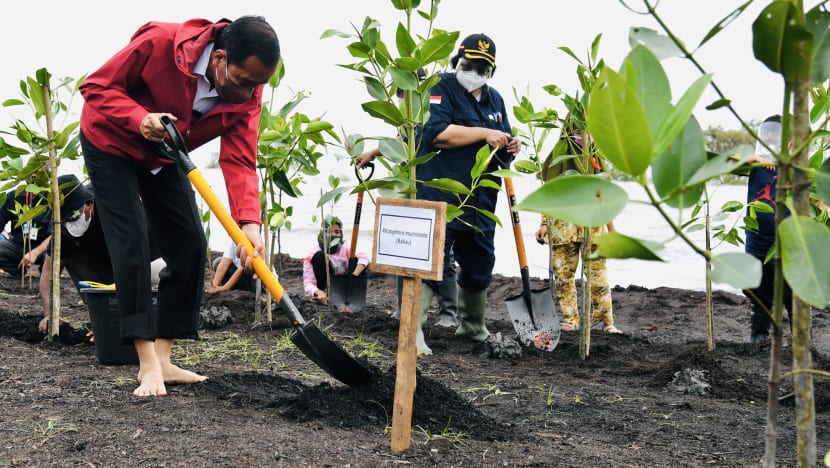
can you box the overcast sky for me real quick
[1,0,821,162]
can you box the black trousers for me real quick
[748,256,793,335]
[81,132,205,343]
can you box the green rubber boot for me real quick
[416,285,434,356]
[455,287,490,342]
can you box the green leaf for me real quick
[780,215,830,307]
[445,203,464,223]
[378,137,408,164]
[478,179,502,191]
[705,98,731,110]
[394,57,421,71]
[390,67,419,91]
[471,145,491,180]
[594,232,664,260]
[515,175,628,227]
[512,159,539,174]
[622,45,672,135]
[752,2,814,82]
[586,67,653,177]
[414,32,458,65]
[27,76,45,117]
[698,0,753,48]
[304,120,333,134]
[395,23,416,57]
[320,29,351,39]
[709,252,762,289]
[558,46,581,63]
[317,186,352,207]
[364,76,387,101]
[361,100,405,127]
[652,116,706,209]
[810,95,830,123]
[816,157,830,206]
[806,6,830,84]
[628,27,684,60]
[653,73,712,156]
[347,41,371,59]
[687,144,753,186]
[421,178,473,196]
[269,169,297,198]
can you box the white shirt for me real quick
[192,43,220,115]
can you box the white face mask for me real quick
[456,69,488,93]
[65,210,92,238]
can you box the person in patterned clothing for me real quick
[534,122,622,334]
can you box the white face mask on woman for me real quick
[456,69,488,93]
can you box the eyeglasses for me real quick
[65,210,82,222]
[458,60,492,77]
[223,58,256,97]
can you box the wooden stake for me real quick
[391,276,421,452]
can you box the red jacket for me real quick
[80,18,263,224]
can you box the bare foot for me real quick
[160,363,208,385]
[135,367,168,397]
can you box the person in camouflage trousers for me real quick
[535,217,621,333]
[533,116,622,334]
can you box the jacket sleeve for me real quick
[421,78,454,150]
[219,103,263,225]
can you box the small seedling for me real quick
[414,419,468,446]
[33,418,78,439]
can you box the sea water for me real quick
[199,168,746,292]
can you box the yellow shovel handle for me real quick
[186,169,285,303]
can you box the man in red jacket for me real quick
[79,16,280,397]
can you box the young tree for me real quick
[0,69,83,339]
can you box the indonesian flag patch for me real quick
[429,95,442,105]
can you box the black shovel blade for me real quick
[329,274,367,315]
[290,322,374,386]
[505,287,561,351]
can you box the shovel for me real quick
[503,176,560,351]
[159,116,373,386]
[330,163,374,315]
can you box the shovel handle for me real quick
[504,177,528,270]
[504,176,533,310]
[348,162,373,259]
[159,116,304,325]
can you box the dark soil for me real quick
[1,253,828,466]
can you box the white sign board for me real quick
[371,198,446,280]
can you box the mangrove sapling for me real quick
[256,60,339,320]
[0,68,84,340]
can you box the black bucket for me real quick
[81,288,151,366]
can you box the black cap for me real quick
[451,33,496,68]
[57,175,94,221]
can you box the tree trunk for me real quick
[41,81,62,339]
[791,77,816,467]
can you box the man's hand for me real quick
[313,289,328,304]
[355,148,381,168]
[38,317,48,333]
[236,223,264,271]
[20,251,39,268]
[140,113,177,143]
